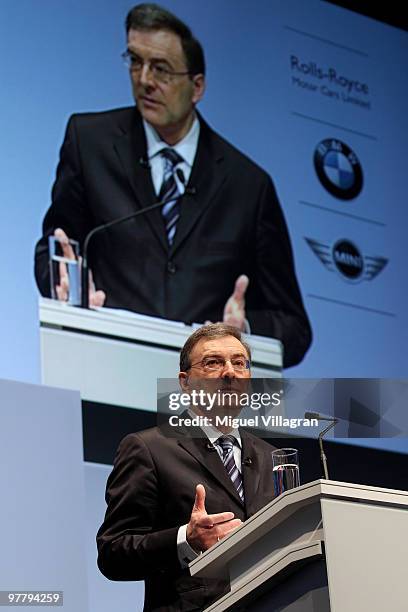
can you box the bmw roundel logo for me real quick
[314,139,363,200]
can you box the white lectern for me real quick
[190,479,408,611]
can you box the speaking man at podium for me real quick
[97,323,276,611]
[34,3,311,367]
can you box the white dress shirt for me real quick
[143,115,200,196]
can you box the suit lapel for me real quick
[168,421,273,518]
[176,434,243,506]
[113,109,168,253]
[240,430,266,516]
[170,117,227,256]
[112,111,227,256]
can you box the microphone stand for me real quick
[80,190,189,309]
[318,421,337,480]
[305,412,338,480]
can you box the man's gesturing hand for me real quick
[223,274,249,331]
[186,484,242,553]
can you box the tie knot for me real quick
[160,147,183,167]
[217,435,235,454]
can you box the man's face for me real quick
[126,28,205,142]
[179,335,251,418]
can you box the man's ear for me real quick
[179,371,190,392]
[192,74,205,105]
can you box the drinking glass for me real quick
[272,448,300,496]
[49,235,81,306]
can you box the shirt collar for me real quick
[187,408,242,448]
[143,114,200,167]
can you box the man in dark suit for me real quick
[97,322,277,611]
[34,3,311,367]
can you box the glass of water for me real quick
[49,235,81,306]
[272,448,300,497]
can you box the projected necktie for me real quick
[217,435,244,503]
[159,148,183,246]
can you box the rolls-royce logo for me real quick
[306,238,388,282]
[314,139,363,200]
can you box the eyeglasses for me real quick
[188,356,251,373]
[121,51,191,84]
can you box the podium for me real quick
[39,298,282,412]
[190,479,408,611]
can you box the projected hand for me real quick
[222,274,249,331]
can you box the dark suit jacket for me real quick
[96,426,276,611]
[34,107,311,367]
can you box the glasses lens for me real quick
[150,66,164,83]
[202,358,222,371]
[200,358,250,372]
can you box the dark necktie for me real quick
[159,148,183,245]
[217,435,244,503]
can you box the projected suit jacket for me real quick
[97,425,276,611]
[34,107,311,367]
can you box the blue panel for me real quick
[0,379,88,611]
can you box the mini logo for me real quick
[333,240,363,279]
[314,139,363,200]
[305,238,388,282]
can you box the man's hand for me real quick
[186,484,242,553]
[222,274,249,331]
[54,228,106,307]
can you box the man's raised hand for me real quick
[186,484,242,553]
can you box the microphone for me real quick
[80,190,189,308]
[139,156,150,168]
[305,411,338,480]
[176,168,196,196]
[205,441,217,452]
[176,168,185,185]
[242,457,253,466]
